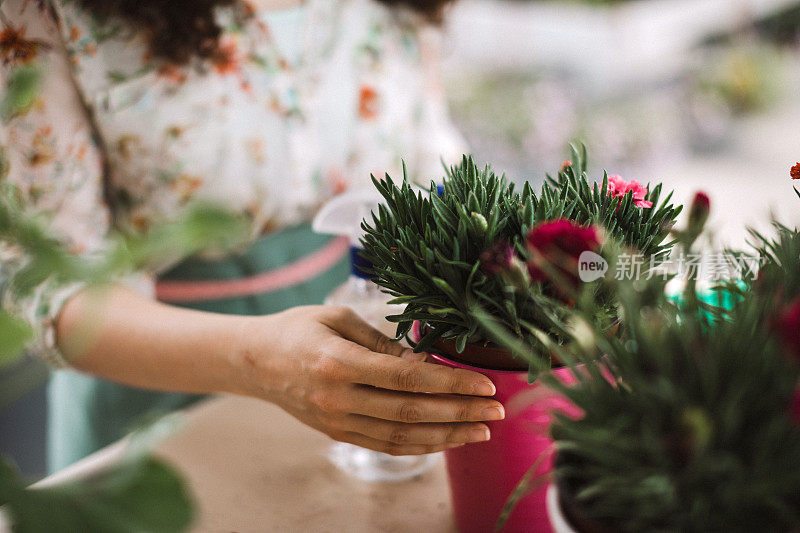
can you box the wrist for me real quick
[226,314,282,399]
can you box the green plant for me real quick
[544,146,680,258]
[360,146,680,374]
[0,417,194,533]
[475,188,800,531]
[713,172,800,342]
[732,221,800,311]
[536,210,800,532]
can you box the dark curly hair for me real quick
[77,0,451,65]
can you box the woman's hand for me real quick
[61,288,504,456]
[235,305,505,456]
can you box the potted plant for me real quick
[360,146,681,532]
[541,192,800,532]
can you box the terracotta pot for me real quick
[414,323,580,533]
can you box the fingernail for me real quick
[482,406,505,421]
[467,428,490,442]
[473,381,496,396]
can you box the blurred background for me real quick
[3,0,800,479]
[441,0,800,246]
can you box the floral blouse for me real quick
[0,0,466,366]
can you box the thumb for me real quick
[400,349,428,362]
[329,307,412,359]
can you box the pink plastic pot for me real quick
[428,352,581,533]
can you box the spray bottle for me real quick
[313,190,401,339]
[313,190,439,482]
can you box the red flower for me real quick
[526,219,600,288]
[607,174,652,208]
[480,240,514,275]
[776,297,800,363]
[791,163,800,180]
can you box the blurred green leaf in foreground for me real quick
[0,417,194,533]
[1,60,246,532]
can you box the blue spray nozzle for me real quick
[350,246,374,279]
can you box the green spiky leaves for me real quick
[545,225,800,532]
[361,157,537,356]
[545,145,682,258]
[360,146,682,373]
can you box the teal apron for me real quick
[47,224,349,472]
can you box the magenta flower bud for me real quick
[688,191,711,230]
[480,240,514,275]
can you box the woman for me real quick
[0,0,503,471]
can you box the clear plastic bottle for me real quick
[314,190,440,481]
[324,246,439,482]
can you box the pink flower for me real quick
[480,240,515,275]
[526,219,601,289]
[607,174,653,208]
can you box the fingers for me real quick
[345,343,496,396]
[320,307,496,396]
[333,414,491,446]
[344,386,505,424]
[333,431,465,456]
[318,333,496,396]
[324,306,409,358]
[400,350,427,362]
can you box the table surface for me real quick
[154,396,457,533]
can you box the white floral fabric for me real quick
[0,0,466,366]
